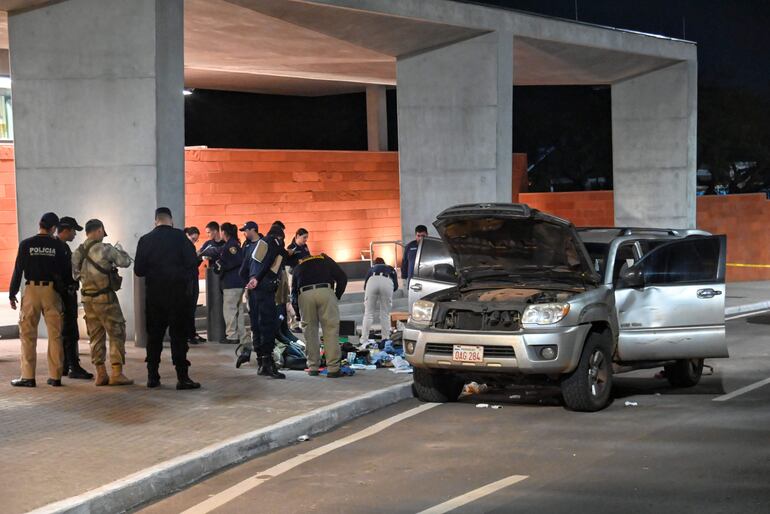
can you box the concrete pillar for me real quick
[366,85,388,151]
[611,60,697,228]
[396,31,513,240]
[9,0,184,340]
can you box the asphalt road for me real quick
[137,315,770,514]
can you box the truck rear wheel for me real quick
[561,331,613,412]
[413,368,464,403]
[664,358,704,387]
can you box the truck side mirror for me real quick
[617,266,644,289]
[434,263,457,282]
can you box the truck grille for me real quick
[439,309,521,332]
[424,343,515,359]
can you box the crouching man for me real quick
[72,219,133,386]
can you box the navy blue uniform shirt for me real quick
[290,254,348,313]
[249,233,285,288]
[134,226,198,286]
[401,240,419,279]
[365,263,398,292]
[217,237,246,289]
[9,234,69,297]
[239,237,260,282]
[286,241,311,268]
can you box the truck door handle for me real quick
[697,288,722,299]
[410,283,423,292]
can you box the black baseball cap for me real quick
[85,219,107,237]
[40,212,59,229]
[239,221,258,232]
[58,216,83,231]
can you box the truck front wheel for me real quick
[413,368,464,403]
[561,331,614,412]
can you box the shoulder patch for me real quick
[229,246,237,255]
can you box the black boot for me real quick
[236,350,251,369]
[256,353,269,376]
[263,354,286,379]
[176,367,201,390]
[67,363,94,380]
[147,365,161,388]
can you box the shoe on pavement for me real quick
[307,370,320,376]
[188,338,200,345]
[67,365,94,380]
[222,338,239,344]
[194,334,206,343]
[236,352,251,369]
[11,378,36,387]
[108,364,134,386]
[176,378,201,390]
[94,364,109,386]
[325,371,342,378]
[46,378,62,387]
[262,355,286,379]
[147,377,161,388]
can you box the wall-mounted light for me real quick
[0,77,11,89]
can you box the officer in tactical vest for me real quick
[8,212,69,387]
[246,224,287,379]
[290,254,348,377]
[72,219,134,386]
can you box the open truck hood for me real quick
[433,203,598,285]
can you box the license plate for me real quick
[453,345,484,363]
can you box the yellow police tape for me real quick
[727,263,770,268]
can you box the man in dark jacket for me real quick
[401,224,428,288]
[134,207,201,390]
[236,221,261,368]
[217,223,249,347]
[246,224,286,379]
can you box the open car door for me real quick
[408,237,455,308]
[615,235,728,361]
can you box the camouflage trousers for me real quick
[83,296,127,366]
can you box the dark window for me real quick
[612,244,637,283]
[583,242,609,277]
[641,238,720,285]
[416,239,453,280]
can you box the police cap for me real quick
[85,219,107,237]
[40,212,59,230]
[58,216,83,231]
[239,221,258,232]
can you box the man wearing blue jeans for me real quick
[401,224,428,289]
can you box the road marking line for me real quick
[181,402,439,514]
[725,308,770,321]
[713,377,770,402]
[416,474,529,514]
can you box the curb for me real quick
[725,301,770,317]
[29,382,413,514]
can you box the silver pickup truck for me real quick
[403,203,728,411]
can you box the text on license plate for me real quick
[453,345,484,362]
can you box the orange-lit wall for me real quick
[0,145,17,289]
[521,190,770,282]
[185,148,402,265]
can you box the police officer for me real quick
[134,207,201,390]
[401,224,428,288]
[199,221,225,262]
[217,223,250,347]
[8,212,69,387]
[290,254,348,378]
[72,219,134,386]
[184,226,205,345]
[246,223,287,379]
[56,216,94,380]
[361,257,399,344]
[236,221,260,368]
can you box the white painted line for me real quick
[181,402,439,514]
[713,377,770,402]
[416,474,529,514]
[725,308,770,321]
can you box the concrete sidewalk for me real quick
[0,340,411,514]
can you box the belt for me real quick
[25,280,51,286]
[373,272,389,277]
[300,283,331,293]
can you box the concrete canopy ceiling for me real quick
[0,0,688,96]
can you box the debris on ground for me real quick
[463,382,489,395]
[491,405,503,410]
[624,401,639,407]
[476,403,490,408]
[297,435,310,442]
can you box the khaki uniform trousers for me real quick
[83,292,127,366]
[223,288,250,346]
[298,287,341,373]
[19,283,64,380]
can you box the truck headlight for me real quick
[522,303,570,325]
[410,300,435,323]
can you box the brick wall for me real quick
[520,190,770,282]
[0,145,17,289]
[185,149,402,265]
